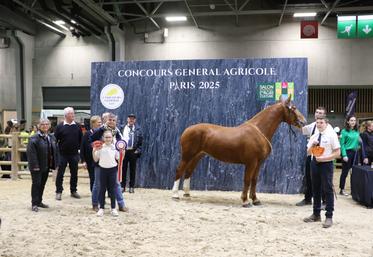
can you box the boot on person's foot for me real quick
[322,218,333,228]
[303,214,321,223]
[296,199,312,206]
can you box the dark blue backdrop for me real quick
[91,58,308,193]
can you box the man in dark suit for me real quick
[121,114,143,193]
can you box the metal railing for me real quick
[0,132,86,179]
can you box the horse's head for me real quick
[282,95,307,129]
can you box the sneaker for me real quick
[119,206,129,212]
[32,205,39,212]
[303,214,321,223]
[296,199,312,206]
[92,205,99,212]
[97,208,104,217]
[121,187,125,193]
[111,209,119,217]
[129,188,135,193]
[71,192,81,199]
[322,218,333,228]
[55,193,62,201]
[38,203,49,208]
[339,190,349,196]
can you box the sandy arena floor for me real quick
[0,171,372,257]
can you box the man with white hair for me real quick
[55,107,83,200]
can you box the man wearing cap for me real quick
[121,114,143,193]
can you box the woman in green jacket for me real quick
[339,115,360,196]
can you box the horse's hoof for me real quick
[183,193,191,198]
[242,203,252,208]
[172,194,180,200]
[253,200,262,206]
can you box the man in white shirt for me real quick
[303,117,340,228]
[296,107,333,207]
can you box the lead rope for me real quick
[288,125,297,169]
[250,124,272,153]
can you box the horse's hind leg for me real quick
[183,153,204,197]
[172,159,189,199]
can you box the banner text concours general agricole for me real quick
[117,67,277,91]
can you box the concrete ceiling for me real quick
[1,0,373,37]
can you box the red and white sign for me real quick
[301,21,318,38]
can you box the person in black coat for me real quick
[54,107,83,200]
[120,114,143,193]
[27,119,59,212]
[361,120,373,165]
[80,116,102,191]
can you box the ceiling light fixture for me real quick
[53,20,65,25]
[36,19,65,34]
[165,16,187,22]
[293,12,317,18]
[53,20,69,31]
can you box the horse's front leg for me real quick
[249,167,261,205]
[241,164,254,208]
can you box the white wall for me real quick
[0,26,109,122]
[1,15,373,121]
[0,45,16,111]
[125,16,373,86]
[33,28,110,111]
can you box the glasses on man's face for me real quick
[104,136,112,139]
[40,124,50,126]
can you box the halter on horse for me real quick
[172,95,306,207]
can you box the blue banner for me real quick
[91,58,308,193]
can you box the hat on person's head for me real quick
[128,113,136,118]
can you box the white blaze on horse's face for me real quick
[284,104,307,129]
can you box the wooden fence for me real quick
[0,132,86,179]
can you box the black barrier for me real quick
[351,165,373,208]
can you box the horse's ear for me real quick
[285,95,292,105]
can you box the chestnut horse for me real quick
[171,96,306,207]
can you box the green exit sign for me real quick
[358,15,373,38]
[337,16,356,39]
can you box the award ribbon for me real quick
[115,140,127,182]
